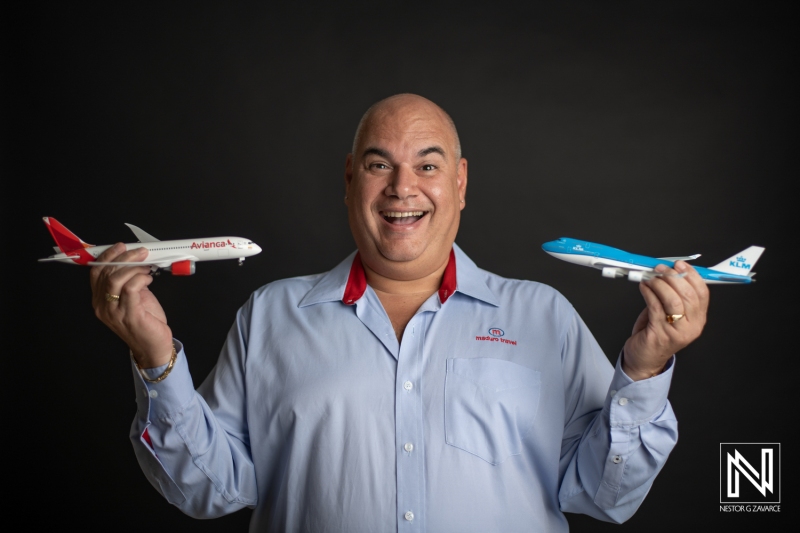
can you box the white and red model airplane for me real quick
[38,217,262,275]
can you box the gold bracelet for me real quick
[649,362,669,378]
[133,345,177,384]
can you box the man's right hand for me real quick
[90,243,174,368]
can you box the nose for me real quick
[385,164,419,200]
[250,244,262,255]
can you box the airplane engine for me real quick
[602,267,621,279]
[628,271,645,282]
[170,260,196,276]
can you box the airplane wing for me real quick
[38,255,80,262]
[88,254,195,268]
[657,254,701,261]
[591,260,648,272]
[125,223,161,243]
[591,261,642,280]
[590,260,686,281]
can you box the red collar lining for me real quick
[438,249,457,304]
[342,249,457,305]
[342,252,368,305]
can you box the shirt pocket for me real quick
[444,358,541,465]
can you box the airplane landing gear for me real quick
[238,257,245,266]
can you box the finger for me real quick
[108,246,150,264]
[90,245,149,291]
[91,261,151,311]
[639,281,667,325]
[104,264,153,302]
[91,247,149,287]
[630,306,649,336]
[95,273,156,344]
[90,243,125,285]
[674,261,710,312]
[118,272,155,311]
[95,269,153,318]
[655,262,708,325]
[645,265,686,316]
[91,248,150,309]
[95,242,127,263]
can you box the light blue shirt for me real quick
[131,243,677,532]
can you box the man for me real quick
[90,94,709,532]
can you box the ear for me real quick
[457,157,468,210]
[344,153,354,204]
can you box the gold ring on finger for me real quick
[105,293,121,303]
[666,313,684,323]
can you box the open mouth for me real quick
[381,210,428,225]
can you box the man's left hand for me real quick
[623,261,710,380]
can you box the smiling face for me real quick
[345,95,467,281]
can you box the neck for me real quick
[362,255,450,342]
[363,257,448,297]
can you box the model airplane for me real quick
[542,237,764,284]
[38,217,262,275]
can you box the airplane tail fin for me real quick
[43,217,94,253]
[709,246,765,276]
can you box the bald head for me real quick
[351,94,462,162]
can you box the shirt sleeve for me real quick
[129,301,258,518]
[556,306,678,523]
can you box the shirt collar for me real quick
[298,243,499,308]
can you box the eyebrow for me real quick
[418,146,446,158]
[361,146,446,159]
[362,147,390,158]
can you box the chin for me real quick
[369,237,427,262]
[378,247,423,263]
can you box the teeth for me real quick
[384,211,424,218]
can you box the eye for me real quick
[370,163,390,170]
[421,164,436,171]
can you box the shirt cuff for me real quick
[605,353,674,427]
[132,340,196,420]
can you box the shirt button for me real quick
[403,381,413,391]
[612,455,622,464]
[618,397,628,406]
[404,442,414,453]
[404,511,414,521]
[149,390,158,399]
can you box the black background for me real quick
[5,2,796,531]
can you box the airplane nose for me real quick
[252,244,262,255]
[541,241,558,253]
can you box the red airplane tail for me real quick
[43,217,94,253]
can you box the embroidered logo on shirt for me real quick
[475,328,517,346]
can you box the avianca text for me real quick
[191,240,233,249]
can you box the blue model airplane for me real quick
[542,238,765,284]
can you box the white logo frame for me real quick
[720,443,781,504]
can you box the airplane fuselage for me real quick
[47,237,261,266]
[542,238,756,284]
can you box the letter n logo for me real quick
[720,443,780,503]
